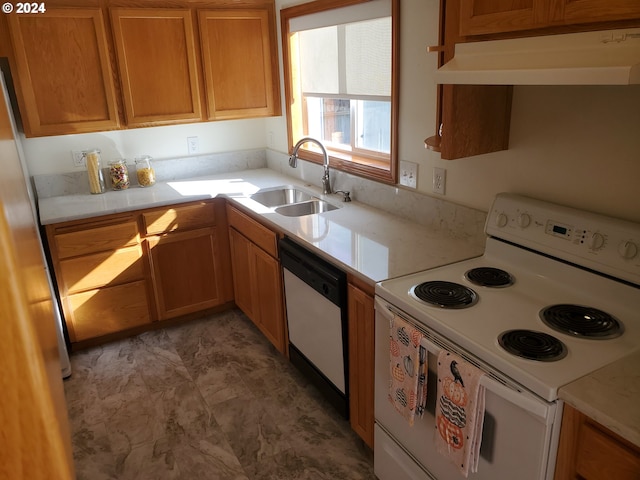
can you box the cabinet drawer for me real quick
[55,220,140,259]
[227,204,278,257]
[67,280,151,341]
[59,245,144,294]
[143,201,216,235]
[576,422,640,480]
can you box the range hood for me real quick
[435,28,640,85]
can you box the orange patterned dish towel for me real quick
[435,350,486,478]
[388,315,427,426]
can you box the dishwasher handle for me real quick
[279,237,346,307]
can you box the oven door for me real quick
[374,296,562,480]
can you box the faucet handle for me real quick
[334,190,351,202]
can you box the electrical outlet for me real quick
[71,150,85,167]
[187,136,199,154]
[399,161,418,189]
[433,167,446,195]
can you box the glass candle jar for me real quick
[84,149,105,194]
[135,155,156,187]
[109,159,130,190]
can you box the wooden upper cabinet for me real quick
[426,0,513,159]
[110,8,204,126]
[6,7,120,136]
[198,9,280,120]
[459,0,546,36]
[459,0,640,36]
[557,0,640,25]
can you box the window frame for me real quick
[280,0,399,184]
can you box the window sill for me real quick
[296,148,396,184]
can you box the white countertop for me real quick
[559,350,640,448]
[38,168,485,283]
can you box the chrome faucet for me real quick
[288,136,332,194]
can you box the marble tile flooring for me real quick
[63,309,375,480]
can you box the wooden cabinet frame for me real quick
[6,7,120,136]
[45,199,233,347]
[347,280,375,448]
[227,204,286,354]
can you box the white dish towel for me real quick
[434,350,486,477]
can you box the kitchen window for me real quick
[281,0,399,184]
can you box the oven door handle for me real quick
[418,335,554,423]
[376,298,553,422]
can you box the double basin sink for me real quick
[250,186,338,217]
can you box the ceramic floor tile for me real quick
[64,309,374,479]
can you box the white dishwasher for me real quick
[279,237,349,418]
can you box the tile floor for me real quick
[63,309,375,480]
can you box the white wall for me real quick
[21,118,268,175]
[20,0,640,222]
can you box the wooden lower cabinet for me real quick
[348,282,375,448]
[46,199,232,345]
[228,226,286,353]
[67,281,151,341]
[227,204,285,354]
[46,213,152,343]
[147,226,227,320]
[555,403,640,480]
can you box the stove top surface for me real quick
[376,239,640,401]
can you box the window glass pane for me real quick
[356,100,390,153]
[306,97,352,148]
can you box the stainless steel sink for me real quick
[250,187,313,207]
[275,200,338,217]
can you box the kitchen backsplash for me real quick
[33,147,487,242]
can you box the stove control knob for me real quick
[517,213,531,228]
[588,232,606,251]
[495,213,508,228]
[618,240,638,260]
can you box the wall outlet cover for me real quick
[71,150,85,167]
[399,160,418,189]
[433,167,446,195]
[187,136,199,154]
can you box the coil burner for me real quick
[540,304,623,339]
[410,281,478,309]
[499,329,568,362]
[465,267,514,288]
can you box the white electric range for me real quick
[374,193,640,480]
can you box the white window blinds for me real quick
[292,0,391,98]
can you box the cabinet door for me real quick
[228,226,286,354]
[556,0,640,25]
[348,283,375,448]
[229,226,257,320]
[6,8,120,136]
[110,8,203,126]
[459,0,549,35]
[198,9,279,120]
[555,404,640,479]
[148,227,226,320]
[253,245,286,354]
[67,280,151,342]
